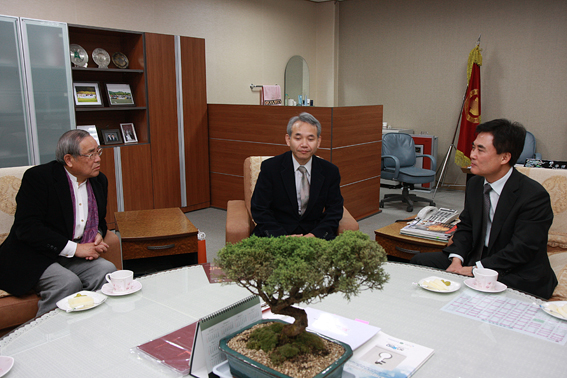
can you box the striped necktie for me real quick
[298,166,309,215]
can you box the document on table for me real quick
[441,291,567,345]
[263,307,380,350]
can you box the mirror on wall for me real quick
[284,55,309,106]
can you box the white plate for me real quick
[0,356,14,378]
[464,278,507,293]
[56,291,107,312]
[541,301,567,321]
[101,280,142,296]
[418,276,461,293]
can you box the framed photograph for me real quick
[73,82,103,106]
[105,83,135,106]
[120,123,138,143]
[102,129,123,145]
[77,125,101,145]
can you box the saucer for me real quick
[418,276,461,293]
[0,356,14,377]
[101,280,142,296]
[540,301,567,321]
[56,291,107,312]
[464,278,507,293]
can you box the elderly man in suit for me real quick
[0,129,117,315]
[251,112,344,240]
[411,119,557,299]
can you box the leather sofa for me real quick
[0,165,122,336]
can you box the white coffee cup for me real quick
[473,268,498,290]
[105,270,134,292]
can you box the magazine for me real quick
[344,331,434,378]
[400,218,459,242]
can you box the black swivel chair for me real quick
[380,133,437,212]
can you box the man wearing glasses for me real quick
[0,129,117,315]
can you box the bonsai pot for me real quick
[219,319,353,378]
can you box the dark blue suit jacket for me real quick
[251,151,343,240]
[0,161,108,296]
[444,168,557,298]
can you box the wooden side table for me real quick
[375,221,447,260]
[115,208,198,261]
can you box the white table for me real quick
[1,263,565,377]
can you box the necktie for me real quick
[478,183,492,259]
[298,166,309,215]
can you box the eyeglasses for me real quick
[79,147,103,160]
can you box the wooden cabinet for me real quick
[68,25,148,145]
[145,33,209,212]
[65,26,208,227]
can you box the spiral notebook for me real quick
[189,295,262,378]
[136,321,198,375]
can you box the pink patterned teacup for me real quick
[473,268,498,290]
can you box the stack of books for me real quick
[400,218,459,242]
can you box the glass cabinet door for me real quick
[20,18,75,164]
[0,15,31,168]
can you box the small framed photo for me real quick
[102,129,123,145]
[120,123,138,143]
[105,83,135,106]
[77,125,101,145]
[73,82,103,106]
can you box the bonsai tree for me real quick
[215,230,389,339]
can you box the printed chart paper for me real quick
[441,291,567,345]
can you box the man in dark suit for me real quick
[411,119,557,299]
[0,130,117,315]
[251,112,344,240]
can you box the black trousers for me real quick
[410,251,452,269]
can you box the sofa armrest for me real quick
[104,231,122,270]
[338,206,359,234]
[226,200,254,245]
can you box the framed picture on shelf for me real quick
[120,123,138,143]
[105,83,135,106]
[73,82,103,106]
[102,129,123,145]
[76,125,101,145]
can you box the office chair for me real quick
[225,156,359,244]
[380,133,437,212]
[516,131,542,165]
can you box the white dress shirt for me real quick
[60,170,90,258]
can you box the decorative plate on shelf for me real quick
[70,44,88,67]
[112,52,129,69]
[92,48,110,68]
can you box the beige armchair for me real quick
[517,166,567,301]
[226,156,359,244]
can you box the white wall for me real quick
[338,0,567,186]
[0,0,336,106]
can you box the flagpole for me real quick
[432,83,468,198]
[432,35,481,199]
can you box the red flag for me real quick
[455,45,482,168]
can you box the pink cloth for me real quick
[261,85,282,105]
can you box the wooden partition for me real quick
[208,104,383,219]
